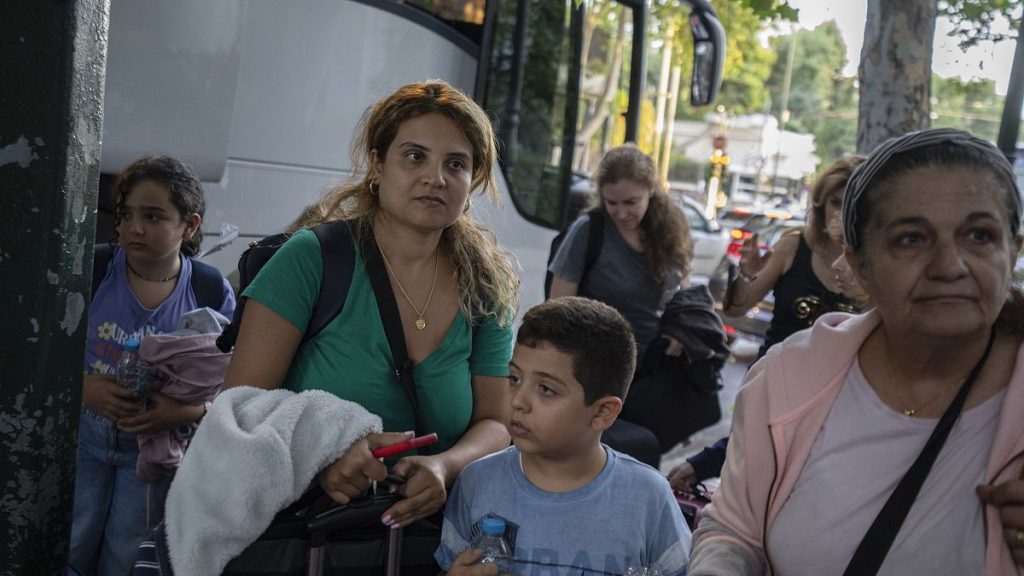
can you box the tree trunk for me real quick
[857,0,938,153]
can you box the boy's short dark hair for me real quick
[517,297,636,404]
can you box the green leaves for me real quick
[938,0,1021,48]
[739,0,799,22]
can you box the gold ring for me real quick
[1016,528,1024,545]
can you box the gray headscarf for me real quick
[842,127,1022,249]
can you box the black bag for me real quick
[620,337,723,453]
[216,220,356,352]
[600,418,662,469]
[543,207,604,299]
[222,488,441,576]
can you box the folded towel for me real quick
[164,386,382,576]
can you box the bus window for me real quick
[483,0,723,230]
[483,0,577,229]
[571,0,635,176]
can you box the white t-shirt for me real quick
[767,359,1004,575]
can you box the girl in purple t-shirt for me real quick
[69,156,235,576]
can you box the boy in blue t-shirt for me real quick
[436,297,691,576]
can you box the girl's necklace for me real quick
[376,241,439,330]
[126,259,180,283]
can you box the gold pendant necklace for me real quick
[885,350,964,417]
[376,241,439,331]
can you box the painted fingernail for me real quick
[381,514,393,525]
[391,523,401,530]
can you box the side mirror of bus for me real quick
[688,9,725,107]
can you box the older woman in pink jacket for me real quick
[689,128,1024,575]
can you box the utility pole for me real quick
[770,31,796,202]
[0,2,108,572]
[996,13,1024,164]
[659,65,683,185]
[651,23,675,167]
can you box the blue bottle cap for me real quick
[481,517,505,535]
[124,338,141,351]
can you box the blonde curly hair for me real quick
[292,80,519,326]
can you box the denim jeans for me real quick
[69,408,170,576]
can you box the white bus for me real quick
[98,0,725,317]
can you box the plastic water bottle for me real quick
[472,517,512,573]
[117,338,148,412]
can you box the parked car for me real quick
[562,186,731,297]
[717,206,801,263]
[675,196,731,299]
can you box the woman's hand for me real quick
[738,233,772,279]
[831,253,868,304]
[82,373,140,421]
[663,336,684,357]
[668,462,697,493]
[318,431,415,505]
[977,479,1024,564]
[117,391,204,434]
[447,548,500,576]
[384,454,450,528]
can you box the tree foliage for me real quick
[932,75,1006,141]
[938,0,1022,47]
[771,23,858,161]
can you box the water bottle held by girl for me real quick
[117,337,149,412]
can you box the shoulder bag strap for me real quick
[583,207,604,278]
[842,327,997,576]
[358,231,430,444]
[307,220,357,342]
[189,258,227,311]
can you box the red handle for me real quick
[371,433,439,458]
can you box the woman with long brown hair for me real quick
[223,80,519,529]
[548,143,692,362]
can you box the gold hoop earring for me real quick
[369,181,379,195]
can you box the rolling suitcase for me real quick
[222,482,441,576]
[133,484,440,576]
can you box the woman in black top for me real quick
[725,155,866,359]
[669,155,867,492]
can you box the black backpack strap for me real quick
[306,220,357,342]
[189,258,227,311]
[92,243,115,298]
[583,207,604,276]
[358,231,429,443]
[842,327,996,576]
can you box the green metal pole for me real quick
[0,1,108,573]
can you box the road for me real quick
[658,337,758,476]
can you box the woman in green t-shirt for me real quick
[224,80,519,529]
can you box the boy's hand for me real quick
[447,548,500,576]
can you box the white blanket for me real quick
[164,386,382,576]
